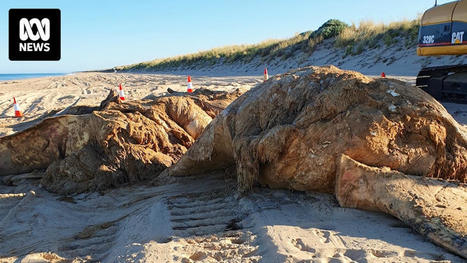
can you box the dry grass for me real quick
[118,18,419,71]
[118,34,312,71]
[336,19,419,56]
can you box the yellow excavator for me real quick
[416,0,467,102]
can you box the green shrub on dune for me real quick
[310,19,348,39]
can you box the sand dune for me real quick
[121,38,467,78]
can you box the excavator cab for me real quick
[416,0,467,102]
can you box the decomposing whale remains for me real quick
[0,66,465,257]
[169,66,466,257]
[0,88,244,194]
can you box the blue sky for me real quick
[0,0,454,73]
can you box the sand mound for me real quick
[0,89,243,194]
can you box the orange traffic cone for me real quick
[264,68,269,82]
[119,84,125,100]
[381,72,386,78]
[187,75,193,93]
[13,97,22,117]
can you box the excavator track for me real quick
[416,64,467,103]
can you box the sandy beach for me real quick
[2,0,467,261]
[0,72,466,263]
[0,73,261,137]
[1,172,464,263]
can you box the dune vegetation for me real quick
[335,19,419,56]
[117,18,420,72]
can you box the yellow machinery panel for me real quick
[418,0,467,56]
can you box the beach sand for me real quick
[0,173,464,263]
[0,72,261,137]
[0,72,465,262]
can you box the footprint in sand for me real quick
[82,89,92,95]
[313,229,331,244]
[342,249,369,261]
[58,95,76,102]
[291,238,316,253]
[369,249,399,258]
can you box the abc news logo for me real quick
[9,9,60,61]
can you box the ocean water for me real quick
[0,73,68,81]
